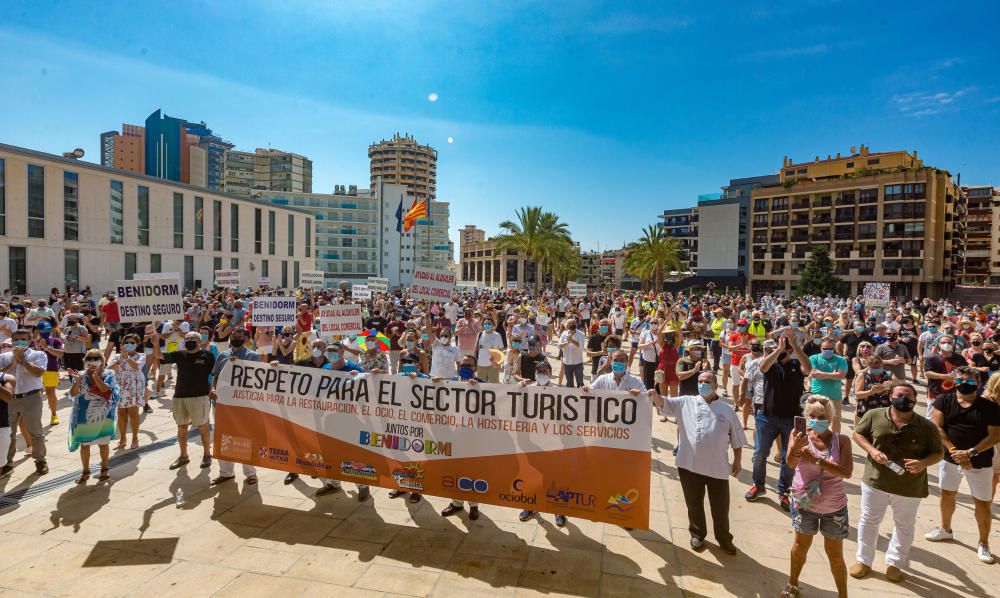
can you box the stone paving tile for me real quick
[284,537,383,586]
[519,545,603,597]
[125,561,241,596]
[354,563,442,595]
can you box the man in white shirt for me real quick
[587,350,647,393]
[0,328,50,474]
[474,316,505,383]
[0,303,17,346]
[558,319,586,388]
[427,317,462,379]
[443,300,460,329]
[652,371,745,554]
[578,301,592,331]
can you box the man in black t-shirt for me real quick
[924,334,968,413]
[586,318,610,377]
[927,366,1000,563]
[152,328,216,471]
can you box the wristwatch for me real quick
[969,447,980,458]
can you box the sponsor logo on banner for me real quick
[545,481,597,511]
[257,446,289,465]
[499,478,538,505]
[604,489,640,518]
[114,278,184,323]
[296,453,332,470]
[442,475,489,494]
[358,430,453,456]
[341,460,377,480]
[220,434,252,460]
[392,463,425,491]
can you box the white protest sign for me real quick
[567,282,588,297]
[115,278,184,323]
[506,281,519,289]
[318,304,363,338]
[301,270,325,289]
[352,284,371,300]
[367,277,389,293]
[411,268,456,302]
[251,296,297,327]
[863,282,890,308]
[215,269,241,288]
[257,277,271,287]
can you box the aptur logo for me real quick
[544,481,596,510]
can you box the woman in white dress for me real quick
[108,333,145,450]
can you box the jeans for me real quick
[710,340,722,372]
[678,467,732,544]
[856,482,921,569]
[563,363,584,388]
[751,411,793,494]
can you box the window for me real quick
[173,193,184,248]
[294,261,300,287]
[771,213,788,226]
[784,170,794,177]
[194,196,204,250]
[64,249,79,288]
[138,186,150,246]
[64,172,79,240]
[753,214,768,226]
[125,252,137,280]
[796,169,807,175]
[845,162,854,168]
[859,188,878,203]
[184,256,194,290]
[268,210,276,254]
[306,218,311,258]
[0,158,5,235]
[28,165,45,238]
[884,183,927,201]
[867,158,880,165]
[151,254,161,273]
[213,257,222,272]
[231,204,239,252]
[8,246,26,294]
[754,199,768,211]
[771,196,789,211]
[106,180,124,244]
[213,200,222,251]
[254,208,262,254]
[261,260,269,277]
[231,258,238,269]
[281,261,288,288]
[288,215,295,256]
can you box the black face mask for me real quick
[956,382,978,395]
[890,395,915,412]
[184,340,199,351]
[230,338,245,348]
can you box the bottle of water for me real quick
[175,488,185,508]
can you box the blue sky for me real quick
[1,1,998,251]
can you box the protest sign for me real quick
[506,281,519,290]
[863,282,890,308]
[367,277,389,293]
[250,296,297,327]
[115,278,184,323]
[215,363,652,528]
[352,284,371,300]
[257,277,272,287]
[318,304,363,337]
[215,269,241,288]
[301,270,325,289]
[567,282,587,297]
[411,268,456,302]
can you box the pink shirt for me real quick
[791,433,847,514]
[456,318,481,352]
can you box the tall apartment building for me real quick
[257,179,449,288]
[960,185,1000,285]
[659,208,698,271]
[459,224,485,247]
[223,148,313,196]
[369,133,437,203]
[748,146,966,298]
[580,251,602,289]
[99,124,145,174]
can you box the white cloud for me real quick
[891,87,977,117]
[589,13,692,35]
[748,43,829,60]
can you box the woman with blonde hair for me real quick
[782,394,854,598]
[108,333,145,450]
[68,349,121,483]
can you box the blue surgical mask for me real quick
[200,334,209,342]
[124,343,137,352]
[401,364,417,374]
[790,321,799,328]
[421,333,429,340]
[697,382,714,397]
[611,361,626,374]
[12,340,29,348]
[458,366,476,380]
[821,349,835,359]
[484,323,493,331]
[738,326,747,332]
[512,341,521,349]
[808,419,830,433]
[326,351,339,362]
[869,368,883,376]
[599,326,608,334]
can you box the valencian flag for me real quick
[402,199,429,232]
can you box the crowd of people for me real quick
[1,285,999,597]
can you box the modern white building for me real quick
[257,178,450,289]
[0,143,316,296]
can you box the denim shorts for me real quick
[790,503,849,540]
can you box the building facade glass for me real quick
[194,196,204,250]
[110,180,124,244]
[28,165,44,238]
[64,172,79,241]
[138,185,150,246]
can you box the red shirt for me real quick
[102,301,120,323]
[297,312,314,332]
[729,331,754,365]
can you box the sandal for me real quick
[130,440,139,450]
[98,468,110,481]
[76,472,90,484]
[115,442,126,451]
[780,583,800,598]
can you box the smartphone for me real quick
[794,416,807,436]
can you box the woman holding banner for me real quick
[68,349,121,483]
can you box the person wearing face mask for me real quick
[151,326,216,471]
[836,320,872,405]
[782,395,854,598]
[67,350,121,484]
[874,330,910,381]
[209,328,260,486]
[0,328,50,475]
[853,355,895,425]
[473,317,505,383]
[586,350,647,393]
[0,302,17,346]
[808,341,848,434]
[385,311,408,373]
[514,336,544,383]
[585,318,611,379]
[924,334,968,416]
[917,318,943,371]
[439,356,484,520]
[107,334,146,450]
[851,382,944,583]
[926,367,1000,564]
[426,313,463,380]
[651,372,745,555]
[516,360,569,526]
[558,319,586,388]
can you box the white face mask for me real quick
[939,343,954,352]
[536,374,551,386]
[312,348,323,358]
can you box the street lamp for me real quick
[62,148,85,159]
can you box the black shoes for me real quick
[284,473,299,485]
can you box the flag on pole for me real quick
[395,199,404,233]
[402,199,429,233]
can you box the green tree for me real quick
[495,206,575,290]
[623,225,681,291]
[795,245,845,297]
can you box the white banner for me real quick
[411,267,456,302]
[864,282,890,308]
[257,277,272,287]
[301,270,325,289]
[115,278,184,323]
[215,269,241,288]
[318,304,364,337]
[251,296,297,327]
[567,283,587,297]
[352,284,371,300]
[367,277,389,293]
[506,281,519,289]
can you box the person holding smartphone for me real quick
[67,350,121,483]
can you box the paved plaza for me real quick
[0,369,997,598]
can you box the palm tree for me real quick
[495,206,575,290]
[624,225,681,291]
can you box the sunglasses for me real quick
[954,378,976,385]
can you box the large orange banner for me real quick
[214,362,652,528]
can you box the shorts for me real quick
[938,460,994,501]
[791,503,849,540]
[42,371,59,388]
[631,340,639,348]
[729,365,742,386]
[173,395,210,426]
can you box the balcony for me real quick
[792,233,810,243]
[792,200,810,210]
[792,215,810,226]
[811,232,831,242]
[813,198,832,208]
[812,215,831,224]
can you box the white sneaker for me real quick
[978,543,994,564]
[924,528,953,542]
